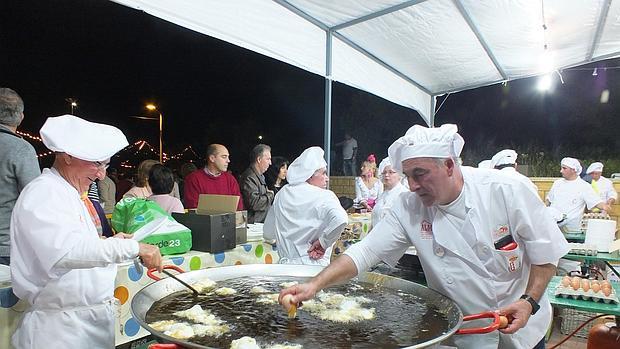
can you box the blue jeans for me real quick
[343,158,356,176]
[0,256,9,266]
[532,337,545,349]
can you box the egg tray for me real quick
[567,243,598,256]
[554,285,619,304]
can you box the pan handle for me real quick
[455,311,500,335]
[147,265,186,281]
[148,344,181,349]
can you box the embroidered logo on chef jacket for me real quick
[508,255,519,272]
[492,224,510,242]
[420,220,433,239]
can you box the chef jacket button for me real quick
[482,246,490,253]
[445,276,454,284]
[434,246,445,257]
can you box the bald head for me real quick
[206,144,230,174]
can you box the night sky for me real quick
[2,0,619,174]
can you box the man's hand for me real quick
[497,299,532,334]
[279,282,318,312]
[113,233,133,239]
[138,243,163,272]
[307,240,325,260]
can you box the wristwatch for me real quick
[520,294,540,315]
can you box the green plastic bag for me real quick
[111,197,192,255]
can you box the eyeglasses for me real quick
[381,170,397,176]
[92,161,110,170]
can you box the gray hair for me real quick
[250,144,271,163]
[0,88,24,127]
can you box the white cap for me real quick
[477,160,492,169]
[388,124,464,172]
[561,157,582,175]
[491,149,517,168]
[586,162,603,174]
[40,115,128,161]
[378,157,391,175]
[286,146,327,185]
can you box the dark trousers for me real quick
[342,158,356,176]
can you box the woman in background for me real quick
[265,156,289,194]
[123,159,159,199]
[354,154,382,211]
[147,164,184,214]
[371,157,408,226]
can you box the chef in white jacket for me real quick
[264,146,347,265]
[279,124,569,349]
[10,115,163,349]
[490,149,538,195]
[585,162,617,206]
[371,157,408,227]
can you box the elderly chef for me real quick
[10,115,163,348]
[263,146,347,266]
[546,157,610,233]
[370,157,408,227]
[490,149,538,195]
[586,161,617,206]
[280,124,570,349]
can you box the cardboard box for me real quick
[171,194,240,253]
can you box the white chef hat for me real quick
[477,160,492,169]
[561,157,582,175]
[378,157,390,174]
[287,146,327,185]
[40,115,129,162]
[586,162,604,174]
[491,149,517,168]
[388,124,464,172]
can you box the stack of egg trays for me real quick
[554,284,619,304]
[567,243,598,256]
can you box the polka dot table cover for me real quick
[114,241,279,345]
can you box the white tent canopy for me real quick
[110,0,620,163]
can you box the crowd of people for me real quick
[1,85,618,349]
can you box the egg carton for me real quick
[567,243,598,256]
[554,285,619,304]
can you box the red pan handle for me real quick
[147,265,186,281]
[148,344,181,349]
[456,311,501,335]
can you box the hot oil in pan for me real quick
[146,276,449,349]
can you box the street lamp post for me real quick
[146,104,163,163]
[65,98,78,114]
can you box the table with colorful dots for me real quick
[114,241,279,346]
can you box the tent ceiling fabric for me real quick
[111,0,620,125]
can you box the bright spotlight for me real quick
[258,135,263,140]
[537,74,552,92]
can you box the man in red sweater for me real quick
[183,144,244,210]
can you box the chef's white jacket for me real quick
[546,177,602,232]
[371,182,408,227]
[498,167,539,196]
[264,182,347,265]
[592,176,618,203]
[345,166,569,349]
[10,168,139,348]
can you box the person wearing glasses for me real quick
[9,115,163,349]
[370,157,408,227]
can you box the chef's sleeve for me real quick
[55,238,140,270]
[510,181,569,265]
[344,207,411,272]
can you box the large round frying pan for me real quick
[132,264,501,349]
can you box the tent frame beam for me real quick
[452,0,508,81]
[331,0,428,31]
[586,0,611,62]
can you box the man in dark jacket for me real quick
[240,144,274,223]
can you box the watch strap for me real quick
[520,294,540,315]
